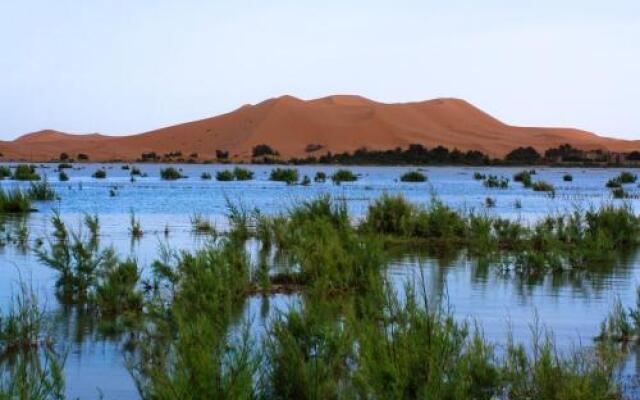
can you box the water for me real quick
[2,163,640,399]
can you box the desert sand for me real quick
[1,95,638,162]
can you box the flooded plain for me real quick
[2,163,640,399]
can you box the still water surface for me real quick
[2,164,640,399]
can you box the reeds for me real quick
[331,169,358,184]
[27,178,56,201]
[0,188,32,213]
[12,165,40,181]
[160,167,184,180]
[269,168,299,184]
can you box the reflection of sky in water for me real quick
[2,163,640,399]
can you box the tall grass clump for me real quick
[0,166,11,179]
[473,172,486,180]
[27,178,56,201]
[233,167,254,181]
[400,170,427,182]
[483,175,508,189]
[12,165,40,181]
[532,181,555,193]
[190,213,216,235]
[0,188,32,213]
[216,170,234,181]
[131,240,257,399]
[160,167,184,180]
[129,212,143,238]
[513,170,533,187]
[314,171,327,182]
[270,168,298,185]
[331,169,358,185]
[0,284,65,399]
[617,171,637,184]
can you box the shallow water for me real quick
[2,163,640,399]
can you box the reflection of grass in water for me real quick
[15,194,639,397]
[0,282,66,399]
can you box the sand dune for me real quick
[2,95,638,162]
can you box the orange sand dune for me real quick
[2,95,639,162]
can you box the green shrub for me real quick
[618,171,637,184]
[531,181,555,193]
[270,168,299,184]
[483,175,509,189]
[160,167,184,180]
[12,165,40,181]
[400,170,427,182]
[314,171,327,182]
[0,166,11,179]
[233,167,254,181]
[513,170,532,187]
[331,169,358,184]
[606,178,622,188]
[473,172,486,180]
[216,170,234,181]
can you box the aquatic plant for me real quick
[95,258,143,317]
[400,170,427,182]
[0,166,11,179]
[226,199,250,241]
[605,178,622,188]
[129,212,143,238]
[483,175,509,189]
[160,167,184,180]
[0,188,32,213]
[201,172,212,180]
[216,170,234,181]
[92,169,107,179]
[617,171,637,184]
[27,178,56,201]
[233,167,254,181]
[531,181,555,193]
[485,197,496,208]
[331,169,358,184]
[12,165,40,181]
[0,282,46,355]
[131,166,142,176]
[314,171,326,182]
[301,175,311,186]
[190,213,216,234]
[58,162,72,169]
[611,187,628,199]
[563,173,573,182]
[269,168,298,184]
[58,171,69,182]
[513,170,532,187]
[473,172,486,180]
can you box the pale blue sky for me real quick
[1,0,639,140]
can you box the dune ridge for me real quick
[1,95,638,161]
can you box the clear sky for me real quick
[1,0,638,140]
